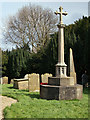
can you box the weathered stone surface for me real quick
[41,73,52,83]
[24,74,29,79]
[10,79,14,84]
[0,76,8,84]
[0,78,2,84]
[40,85,59,100]
[40,84,83,100]
[55,7,68,77]
[48,77,74,86]
[28,73,40,92]
[70,48,77,84]
[13,78,29,90]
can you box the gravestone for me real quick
[24,74,29,79]
[70,48,77,84]
[13,78,29,90]
[10,79,14,84]
[28,73,40,92]
[41,73,52,83]
[0,78,2,84]
[40,6,83,100]
[1,76,8,84]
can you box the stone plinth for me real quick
[13,78,29,90]
[40,84,83,100]
[40,76,83,100]
[48,77,75,86]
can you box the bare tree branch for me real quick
[4,4,57,52]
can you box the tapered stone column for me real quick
[55,6,68,77]
[70,48,77,84]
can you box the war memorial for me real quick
[40,6,83,100]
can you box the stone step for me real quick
[40,84,83,100]
[48,76,75,86]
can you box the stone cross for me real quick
[55,6,68,77]
[55,6,68,24]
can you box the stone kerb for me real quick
[28,73,40,92]
[41,73,52,83]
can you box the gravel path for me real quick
[0,95,17,119]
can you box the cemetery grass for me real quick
[1,84,88,118]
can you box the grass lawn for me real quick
[1,84,89,118]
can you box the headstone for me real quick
[10,79,14,84]
[70,48,77,84]
[28,73,40,92]
[1,76,8,84]
[41,73,52,83]
[0,78,2,84]
[13,78,29,90]
[24,74,29,79]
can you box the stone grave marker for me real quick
[13,78,29,90]
[10,79,14,84]
[70,48,77,84]
[41,73,52,83]
[1,76,8,84]
[24,74,29,79]
[28,73,40,92]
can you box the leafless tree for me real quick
[4,4,57,52]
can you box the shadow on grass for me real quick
[8,86,29,92]
[7,86,40,99]
[29,93,40,99]
[8,87,14,89]
[83,87,89,94]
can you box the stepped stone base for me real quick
[40,84,83,100]
[48,77,75,86]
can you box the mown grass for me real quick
[1,84,89,118]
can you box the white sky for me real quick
[0,1,89,50]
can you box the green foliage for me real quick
[1,84,88,118]
[2,16,90,83]
[66,16,89,82]
[2,50,8,75]
[3,47,31,83]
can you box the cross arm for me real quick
[54,11,59,15]
[62,12,68,16]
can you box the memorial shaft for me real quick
[55,6,68,77]
[58,24,64,64]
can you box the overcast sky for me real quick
[0,2,89,50]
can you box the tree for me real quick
[2,50,8,76]
[4,4,57,52]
